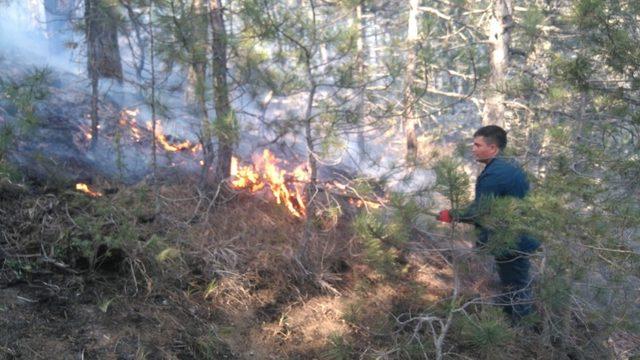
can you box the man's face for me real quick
[472,136,499,163]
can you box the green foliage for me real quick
[4,258,33,281]
[0,67,51,132]
[387,192,420,247]
[353,211,400,275]
[322,333,353,360]
[235,0,369,166]
[572,0,605,29]
[555,55,592,91]
[0,124,14,160]
[458,308,514,355]
[193,331,233,360]
[397,340,433,359]
[352,192,418,275]
[473,192,566,256]
[0,67,51,166]
[316,122,346,158]
[153,1,210,71]
[342,301,362,324]
[434,157,470,209]
[538,275,572,314]
[63,185,156,269]
[0,158,21,182]
[521,5,544,39]
[98,297,116,313]
[547,84,570,103]
[507,74,537,98]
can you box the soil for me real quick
[0,271,233,359]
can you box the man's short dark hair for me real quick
[474,125,507,150]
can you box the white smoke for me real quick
[0,1,439,192]
[0,1,81,74]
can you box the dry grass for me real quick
[2,175,621,359]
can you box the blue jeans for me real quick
[495,254,534,319]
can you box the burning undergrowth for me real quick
[0,64,570,360]
[230,149,310,218]
[0,65,207,187]
[0,165,470,358]
[2,153,631,359]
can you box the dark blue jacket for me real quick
[454,157,540,253]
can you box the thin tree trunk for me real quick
[482,0,513,127]
[89,71,99,149]
[85,0,123,148]
[196,63,214,184]
[149,2,157,181]
[209,0,234,184]
[186,0,208,110]
[302,59,318,261]
[301,0,318,262]
[402,0,419,162]
[355,0,367,158]
[179,0,214,185]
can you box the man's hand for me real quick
[436,209,452,223]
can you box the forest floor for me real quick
[1,177,638,359]
[0,177,486,359]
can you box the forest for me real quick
[0,0,638,358]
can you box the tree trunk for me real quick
[302,55,318,262]
[187,0,214,184]
[482,0,512,127]
[355,0,367,158]
[300,0,318,263]
[149,2,157,180]
[85,0,123,81]
[402,0,419,163]
[209,0,234,184]
[85,0,123,147]
[197,63,215,184]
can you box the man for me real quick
[436,125,540,320]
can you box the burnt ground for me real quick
[1,274,233,360]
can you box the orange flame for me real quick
[118,108,201,153]
[120,109,143,142]
[230,150,308,218]
[75,183,102,197]
[147,122,194,152]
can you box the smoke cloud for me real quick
[0,1,80,74]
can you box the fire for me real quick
[230,150,308,218]
[119,109,143,142]
[116,108,201,153]
[147,122,194,152]
[75,183,102,197]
